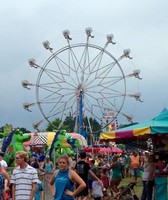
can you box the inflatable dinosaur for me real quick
[3,129,31,167]
[48,130,80,159]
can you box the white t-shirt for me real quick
[142,163,155,181]
[92,180,103,198]
[0,160,8,169]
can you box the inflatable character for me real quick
[48,130,80,159]
[0,124,13,142]
[0,133,4,139]
[3,129,31,167]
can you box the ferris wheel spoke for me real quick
[84,60,119,88]
[87,89,125,101]
[36,75,67,95]
[52,56,68,80]
[85,53,104,83]
[82,45,114,82]
[51,52,81,87]
[84,94,107,115]
[99,93,123,110]
[42,100,75,121]
[85,92,117,112]
[37,89,63,102]
[38,88,76,105]
[98,76,124,86]
[84,93,104,113]
[86,82,124,94]
[38,82,77,94]
[81,44,90,74]
[67,46,83,85]
[77,45,89,74]
[54,53,76,74]
[42,67,67,82]
[94,61,118,81]
[37,83,63,93]
[85,76,124,92]
[84,99,103,123]
[94,51,108,79]
[68,48,80,81]
[87,48,104,73]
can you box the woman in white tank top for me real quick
[141,155,155,200]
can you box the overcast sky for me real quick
[1,0,168,132]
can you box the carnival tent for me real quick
[98,147,123,153]
[83,146,101,153]
[100,108,168,141]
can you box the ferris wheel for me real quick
[22,27,142,135]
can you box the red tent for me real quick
[83,147,100,153]
[98,147,122,153]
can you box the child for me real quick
[0,162,10,199]
[34,171,43,200]
[5,179,11,200]
[92,173,104,200]
[101,168,109,189]
[0,173,5,200]
[101,169,111,200]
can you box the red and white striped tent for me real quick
[23,132,87,147]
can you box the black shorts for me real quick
[76,186,88,197]
[88,180,94,189]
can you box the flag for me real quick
[109,123,116,131]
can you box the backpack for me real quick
[0,173,5,197]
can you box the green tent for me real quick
[100,108,168,140]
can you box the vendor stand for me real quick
[155,172,168,200]
[100,108,168,200]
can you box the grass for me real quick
[119,176,143,198]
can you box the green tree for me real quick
[18,127,31,133]
[63,115,75,132]
[46,118,69,132]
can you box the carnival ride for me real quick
[22,27,142,137]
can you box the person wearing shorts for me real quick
[129,150,141,182]
[88,159,99,197]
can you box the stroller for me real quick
[117,182,139,200]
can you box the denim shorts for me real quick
[130,168,139,177]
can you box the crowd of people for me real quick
[0,148,166,200]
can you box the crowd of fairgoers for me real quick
[0,149,168,200]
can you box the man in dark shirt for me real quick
[75,151,101,200]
